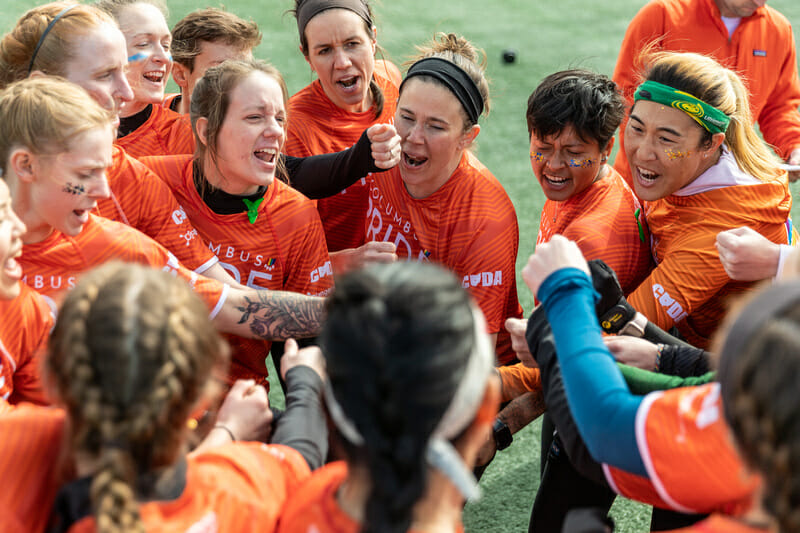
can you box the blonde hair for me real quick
[0,76,113,176]
[640,51,783,182]
[406,32,491,130]
[0,2,114,88]
[47,262,228,533]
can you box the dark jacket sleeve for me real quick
[270,365,328,470]
[284,130,380,199]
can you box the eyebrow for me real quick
[311,35,362,50]
[399,106,449,126]
[629,113,683,137]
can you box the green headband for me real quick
[634,80,731,134]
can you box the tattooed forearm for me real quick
[236,290,326,340]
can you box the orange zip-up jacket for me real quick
[612,0,800,184]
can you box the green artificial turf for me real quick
[2,0,798,530]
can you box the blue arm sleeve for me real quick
[538,268,648,476]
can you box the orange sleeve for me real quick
[755,20,800,159]
[281,206,334,297]
[104,149,217,273]
[4,286,53,405]
[498,363,541,402]
[627,224,725,333]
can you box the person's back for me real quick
[278,262,499,533]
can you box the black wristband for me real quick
[493,418,513,451]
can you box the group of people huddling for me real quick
[1,0,799,531]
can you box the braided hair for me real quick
[321,261,476,533]
[718,283,800,532]
[47,262,228,533]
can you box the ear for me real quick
[459,124,481,150]
[370,25,377,50]
[171,62,189,90]
[602,136,615,162]
[195,117,209,148]
[705,132,725,155]
[28,70,46,80]
[301,45,314,72]
[8,147,38,184]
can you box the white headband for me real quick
[324,305,495,501]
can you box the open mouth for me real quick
[337,76,358,90]
[636,167,659,185]
[254,148,277,163]
[543,174,570,187]
[143,71,164,84]
[403,152,427,168]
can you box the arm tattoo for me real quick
[237,290,325,340]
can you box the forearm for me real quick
[219,289,326,341]
[539,268,646,475]
[284,130,376,199]
[656,344,711,377]
[271,366,328,470]
[620,363,715,395]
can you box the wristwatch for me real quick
[492,418,513,451]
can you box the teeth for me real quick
[545,175,568,183]
[404,153,426,166]
[144,72,164,82]
[638,167,657,180]
[255,148,277,163]
[339,77,357,88]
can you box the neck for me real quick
[11,181,53,244]
[338,466,464,533]
[178,92,190,115]
[404,152,463,199]
[199,155,265,196]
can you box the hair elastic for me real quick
[296,0,372,38]
[27,4,78,76]
[401,57,484,125]
[324,305,494,501]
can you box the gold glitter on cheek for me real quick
[665,148,692,160]
[530,151,545,163]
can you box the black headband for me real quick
[27,4,78,76]
[296,0,372,38]
[400,57,484,125]
[718,282,800,422]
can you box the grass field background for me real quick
[2,0,799,530]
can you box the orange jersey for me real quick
[98,145,217,273]
[668,515,767,533]
[627,176,792,348]
[604,383,758,515]
[277,461,464,533]
[18,214,227,317]
[67,443,310,533]
[115,104,195,159]
[612,0,800,183]
[0,400,67,533]
[0,282,53,405]
[497,363,542,402]
[140,155,333,384]
[365,152,523,365]
[285,61,400,251]
[537,167,652,295]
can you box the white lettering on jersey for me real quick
[462,271,503,289]
[651,283,688,321]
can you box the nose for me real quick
[152,43,170,64]
[92,172,112,201]
[10,209,26,238]
[333,47,352,69]
[115,73,135,104]
[405,123,424,144]
[545,151,566,171]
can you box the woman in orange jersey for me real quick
[0,178,54,405]
[94,0,194,159]
[0,2,232,282]
[288,0,401,269]
[1,77,328,350]
[0,261,327,533]
[620,51,793,349]
[139,59,333,388]
[361,33,522,365]
[522,236,800,533]
[278,261,499,533]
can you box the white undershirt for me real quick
[721,15,742,38]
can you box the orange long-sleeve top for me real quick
[612,0,800,183]
[115,104,195,159]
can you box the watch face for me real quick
[493,419,513,450]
